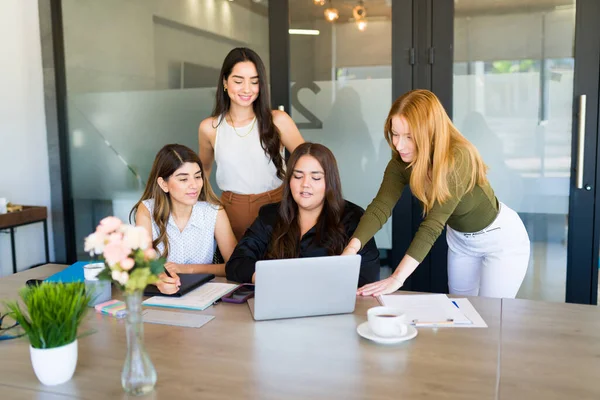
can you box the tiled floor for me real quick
[517,241,567,303]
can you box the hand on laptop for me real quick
[356,275,404,297]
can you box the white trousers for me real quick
[446,202,530,298]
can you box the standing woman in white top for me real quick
[131,144,237,294]
[199,47,305,241]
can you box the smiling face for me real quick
[390,115,416,163]
[223,61,260,108]
[289,155,326,213]
[157,162,203,206]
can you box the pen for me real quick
[412,319,454,326]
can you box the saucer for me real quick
[356,322,418,344]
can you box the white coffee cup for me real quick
[83,262,105,281]
[0,198,7,214]
[367,306,408,338]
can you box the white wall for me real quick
[455,9,575,62]
[0,0,54,276]
[61,0,269,93]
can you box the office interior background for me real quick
[2,0,600,305]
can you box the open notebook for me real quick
[143,282,239,311]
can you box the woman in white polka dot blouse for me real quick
[131,144,237,294]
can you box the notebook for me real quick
[143,273,215,297]
[143,282,239,311]
[45,261,89,283]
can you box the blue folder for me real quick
[44,261,91,283]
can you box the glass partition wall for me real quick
[56,0,600,304]
[61,0,269,259]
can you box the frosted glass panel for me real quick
[453,3,575,302]
[62,0,269,258]
[291,80,393,249]
[290,1,393,250]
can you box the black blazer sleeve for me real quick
[225,203,278,283]
[343,201,381,287]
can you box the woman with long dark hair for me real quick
[225,143,380,287]
[199,47,304,241]
[131,144,237,294]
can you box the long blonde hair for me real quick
[384,90,488,215]
[130,144,220,259]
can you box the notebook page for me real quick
[143,282,239,311]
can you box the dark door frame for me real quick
[567,0,600,304]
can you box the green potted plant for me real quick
[5,282,90,386]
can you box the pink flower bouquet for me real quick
[84,216,165,293]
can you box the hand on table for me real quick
[356,275,404,297]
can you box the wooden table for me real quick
[0,206,49,273]
[0,265,599,400]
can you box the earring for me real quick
[224,86,227,92]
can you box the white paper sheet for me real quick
[379,293,472,327]
[450,298,488,328]
[142,309,214,328]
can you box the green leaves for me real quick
[149,258,166,276]
[96,266,113,281]
[4,282,91,349]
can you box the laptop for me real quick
[143,273,215,297]
[248,255,361,321]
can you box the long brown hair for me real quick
[384,89,488,214]
[130,144,220,259]
[211,47,285,179]
[267,143,346,259]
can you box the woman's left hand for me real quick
[357,275,404,296]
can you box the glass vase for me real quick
[121,290,157,396]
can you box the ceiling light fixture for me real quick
[314,0,326,5]
[352,0,367,20]
[324,1,339,22]
[289,29,320,36]
[356,18,367,31]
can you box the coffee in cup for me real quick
[367,306,408,338]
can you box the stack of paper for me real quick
[379,293,487,328]
[143,282,238,311]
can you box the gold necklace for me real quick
[228,114,256,138]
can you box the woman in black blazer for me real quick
[225,142,380,287]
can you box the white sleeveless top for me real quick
[142,199,218,264]
[214,115,283,194]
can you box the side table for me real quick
[0,206,49,274]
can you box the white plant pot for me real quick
[29,339,78,386]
